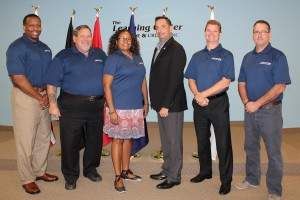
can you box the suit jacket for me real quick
[149,37,187,112]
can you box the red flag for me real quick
[92,15,111,146]
[92,16,103,49]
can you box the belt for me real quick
[261,100,282,109]
[207,92,226,100]
[60,91,103,102]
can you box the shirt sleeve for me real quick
[45,56,64,87]
[184,54,196,80]
[6,43,26,75]
[103,55,118,76]
[238,56,247,82]
[221,52,235,81]
[273,53,291,85]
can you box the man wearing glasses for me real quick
[236,20,291,200]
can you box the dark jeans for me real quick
[58,92,104,183]
[244,103,283,196]
[193,93,233,185]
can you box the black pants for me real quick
[193,93,233,185]
[58,92,104,183]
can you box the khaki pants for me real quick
[11,87,51,184]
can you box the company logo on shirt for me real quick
[44,49,51,53]
[139,62,144,65]
[94,59,103,63]
[259,61,272,66]
[211,57,222,61]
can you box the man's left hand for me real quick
[245,101,260,113]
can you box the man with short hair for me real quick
[149,16,187,189]
[6,14,58,195]
[46,25,107,190]
[236,20,291,200]
[185,19,234,195]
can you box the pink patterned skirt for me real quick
[103,107,145,139]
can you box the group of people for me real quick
[6,13,290,200]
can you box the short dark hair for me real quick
[253,20,271,32]
[154,15,173,27]
[108,28,140,56]
[205,20,222,33]
[23,14,40,26]
[73,25,91,36]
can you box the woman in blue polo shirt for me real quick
[103,29,148,193]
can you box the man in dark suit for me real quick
[149,15,187,189]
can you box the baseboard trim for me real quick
[1,121,299,133]
[0,126,13,131]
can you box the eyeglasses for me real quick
[118,37,132,42]
[253,30,269,35]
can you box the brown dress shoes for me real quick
[22,182,40,194]
[36,173,59,182]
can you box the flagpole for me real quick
[94,7,102,18]
[193,5,218,161]
[207,5,215,20]
[32,5,39,15]
[92,6,111,156]
[30,5,57,147]
[162,7,168,16]
[71,9,75,21]
[127,6,150,158]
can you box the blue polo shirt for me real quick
[6,34,52,88]
[184,44,235,92]
[238,43,291,101]
[46,47,106,96]
[104,50,146,109]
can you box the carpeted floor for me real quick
[0,122,299,200]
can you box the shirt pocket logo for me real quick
[44,49,51,53]
[94,59,103,63]
[211,57,222,61]
[259,61,272,66]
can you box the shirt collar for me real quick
[115,49,136,59]
[71,47,94,56]
[252,43,272,55]
[204,43,223,54]
[22,34,40,44]
[156,36,172,50]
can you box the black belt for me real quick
[60,91,103,102]
[207,92,226,100]
[261,100,282,109]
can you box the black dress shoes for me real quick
[156,180,180,189]
[190,174,212,183]
[150,172,167,180]
[84,172,102,182]
[219,184,231,195]
[65,181,76,190]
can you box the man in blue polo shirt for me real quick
[236,20,291,200]
[185,19,234,195]
[6,14,58,195]
[46,25,107,190]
